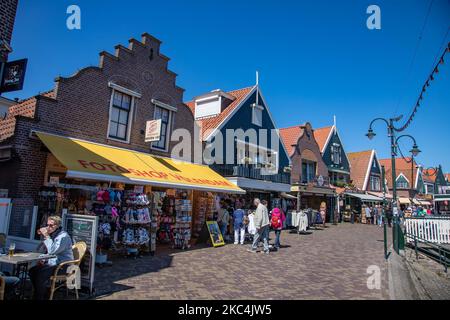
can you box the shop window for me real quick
[152,105,172,151]
[108,90,133,141]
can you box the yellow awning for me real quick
[37,132,245,194]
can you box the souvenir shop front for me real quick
[291,185,337,223]
[343,192,383,223]
[34,132,245,259]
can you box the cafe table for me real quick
[0,252,56,299]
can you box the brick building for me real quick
[0,33,197,241]
[0,0,18,62]
[279,122,337,219]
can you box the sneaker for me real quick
[234,242,238,245]
[264,250,270,254]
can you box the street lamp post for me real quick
[366,116,421,257]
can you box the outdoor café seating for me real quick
[49,241,87,300]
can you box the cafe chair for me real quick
[49,241,87,300]
[0,276,5,301]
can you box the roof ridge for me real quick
[279,124,305,131]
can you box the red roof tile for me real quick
[279,125,305,157]
[0,90,55,142]
[347,150,374,190]
[422,168,437,183]
[313,126,333,152]
[185,87,254,140]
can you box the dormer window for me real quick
[194,89,235,120]
[251,104,263,127]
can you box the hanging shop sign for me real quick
[49,176,60,186]
[145,119,162,142]
[62,211,98,295]
[206,221,225,247]
[0,58,28,93]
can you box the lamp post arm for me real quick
[395,134,418,146]
[369,117,390,130]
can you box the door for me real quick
[0,198,12,234]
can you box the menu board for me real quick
[62,211,98,294]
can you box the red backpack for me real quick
[271,213,281,229]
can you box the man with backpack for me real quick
[270,207,286,250]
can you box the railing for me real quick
[405,232,449,273]
[404,216,450,244]
[210,164,291,184]
[301,175,331,187]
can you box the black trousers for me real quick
[29,264,58,300]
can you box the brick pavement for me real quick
[93,223,390,300]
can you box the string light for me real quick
[396,43,449,132]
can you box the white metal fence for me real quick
[404,216,450,244]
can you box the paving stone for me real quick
[94,223,390,300]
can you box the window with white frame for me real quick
[370,175,381,191]
[251,104,263,127]
[152,105,172,151]
[426,184,434,194]
[396,175,409,189]
[331,144,341,165]
[108,90,133,141]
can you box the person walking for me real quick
[372,205,379,226]
[233,202,246,245]
[217,202,230,242]
[270,207,285,250]
[248,198,270,254]
[365,205,372,225]
[386,206,393,227]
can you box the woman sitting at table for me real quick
[29,215,74,300]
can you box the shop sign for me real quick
[145,119,161,142]
[317,175,324,187]
[49,176,60,186]
[206,221,225,247]
[0,59,28,93]
[62,211,98,295]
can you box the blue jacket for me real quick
[233,209,245,229]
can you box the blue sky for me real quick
[5,0,450,170]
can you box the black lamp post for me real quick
[366,116,421,257]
